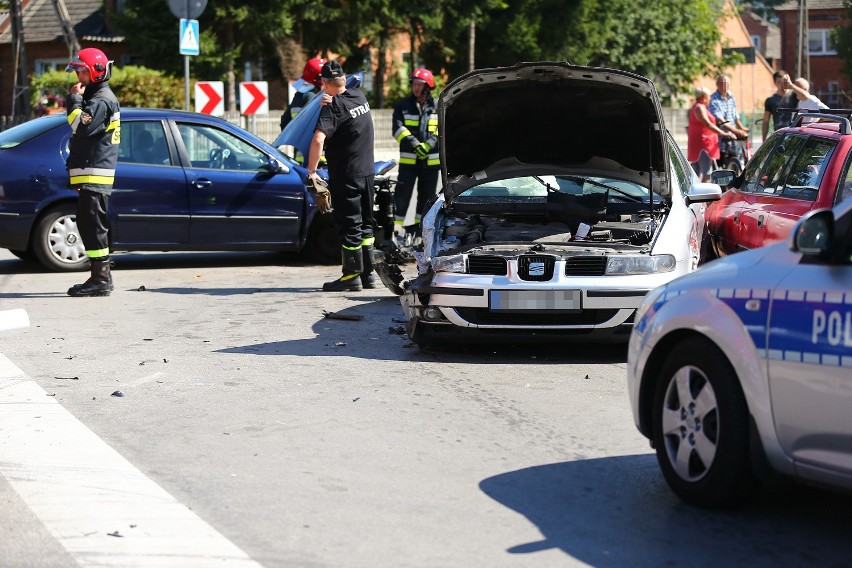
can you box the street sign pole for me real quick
[185,56,190,111]
[170,0,207,112]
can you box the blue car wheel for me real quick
[32,203,88,272]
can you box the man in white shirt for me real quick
[787,77,829,111]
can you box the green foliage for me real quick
[30,67,185,110]
[111,0,744,106]
[832,1,852,83]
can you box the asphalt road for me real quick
[1,249,850,567]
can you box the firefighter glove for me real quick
[415,142,431,159]
[315,188,332,214]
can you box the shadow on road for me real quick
[0,251,311,275]
[480,455,852,567]
[217,298,628,364]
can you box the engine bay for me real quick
[435,212,661,256]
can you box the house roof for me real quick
[742,8,781,60]
[775,0,845,10]
[0,0,122,44]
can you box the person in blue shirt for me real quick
[708,74,749,143]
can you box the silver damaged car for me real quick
[376,61,722,348]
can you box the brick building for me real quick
[774,0,850,107]
[0,0,127,116]
[692,0,775,114]
[741,6,782,69]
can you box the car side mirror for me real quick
[261,157,287,174]
[789,208,834,259]
[686,182,722,205]
[710,170,736,190]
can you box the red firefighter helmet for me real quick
[410,68,435,89]
[66,48,113,83]
[294,57,327,93]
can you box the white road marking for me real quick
[0,354,263,567]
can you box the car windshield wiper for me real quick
[533,176,558,192]
[562,175,646,203]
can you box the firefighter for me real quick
[280,57,326,132]
[306,61,376,292]
[391,68,440,237]
[64,48,120,297]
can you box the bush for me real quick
[30,66,186,110]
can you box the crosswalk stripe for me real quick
[0,354,263,567]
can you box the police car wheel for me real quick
[651,336,756,508]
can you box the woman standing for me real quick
[688,86,735,182]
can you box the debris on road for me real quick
[111,390,124,397]
[388,326,406,335]
[137,286,146,291]
[323,310,364,321]
[54,376,79,380]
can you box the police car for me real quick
[627,197,852,507]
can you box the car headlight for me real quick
[605,254,676,275]
[432,254,466,273]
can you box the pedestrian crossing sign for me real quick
[179,19,200,56]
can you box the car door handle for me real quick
[734,211,740,224]
[193,179,212,189]
[757,214,765,228]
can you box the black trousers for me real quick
[76,189,110,259]
[394,162,439,223]
[330,175,376,250]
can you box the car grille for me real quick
[518,255,555,281]
[455,308,619,326]
[468,255,508,275]
[565,256,608,276]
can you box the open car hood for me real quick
[439,62,669,202]
[273,72,363,159]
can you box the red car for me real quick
[706,110,852,258]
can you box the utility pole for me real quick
[9,0,31,118]
[468,20,475,72]
[796,0,810,79]
[51,0,82,58]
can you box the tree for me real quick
[832,1,852,85]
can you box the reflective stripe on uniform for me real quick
[86,247,110,259]
[340,273,359,281]
[342,244,361,251]
[69,166,116,186]
[399,152,417,165]
[394,127,412,143]
[67,108,82,133]
[361,236,375,247]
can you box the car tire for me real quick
[651,336,757,508]
[32,203,89,272]
[304,213,339,265]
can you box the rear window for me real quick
[0,115,66,149]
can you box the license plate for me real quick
[489,290,582,312]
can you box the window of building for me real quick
[751,35,761,52]
[808,29,836,55]
[826,81,840,107]
[35,59,68,74]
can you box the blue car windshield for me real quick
[0,114,66,149]
[459,175,659,204]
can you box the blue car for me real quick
[0,108,338,271]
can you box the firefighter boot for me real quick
[360,244,377,289]
[69,258,115,294]
[322,247,364,292]
[68,259,112,297]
